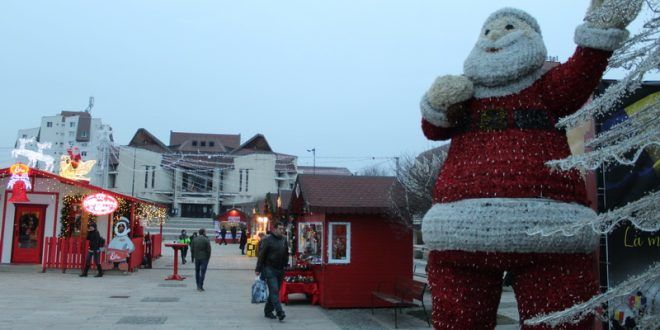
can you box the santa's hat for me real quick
[484,8,541,35]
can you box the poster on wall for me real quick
[298,222,323,264]
[596,82,660,327]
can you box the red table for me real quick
[279,281,319,305]
[164,243,187,281]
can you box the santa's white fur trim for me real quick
[574,23,629,51]
[420,94,452,127]
[421,198,599,253]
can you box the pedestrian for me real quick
[220,225,228,245]
[230,225,237,243]
[255,222,289,321]
[178,229,190,264]
[80,223,104,277]
[255,232,266,255]
[190,228,211,291]
[239,227,248,255]
[189,232,198,263]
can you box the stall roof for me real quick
[0,167,166,209]
[293,174,397,215]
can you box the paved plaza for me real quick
[0,242,519,329]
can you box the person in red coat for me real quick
[419,2,642,329]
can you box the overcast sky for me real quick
[0,1,654,172]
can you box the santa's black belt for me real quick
[453,109,561,132]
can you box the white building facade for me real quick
[109,130,298,218]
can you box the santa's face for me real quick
[464,15,547,87]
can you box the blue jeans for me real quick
[262,266,284,315]
[195,258,209,289]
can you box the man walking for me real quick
[190,228,211,291]
[80,223,104,277]
[255,222,288,321]
[220,225,228,245]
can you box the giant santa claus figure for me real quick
[420,1,642,329]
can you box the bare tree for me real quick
[388,145,449,227]
[355,164,391,176]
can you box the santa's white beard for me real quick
[464,31,547,88]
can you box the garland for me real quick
[59,194,96,237]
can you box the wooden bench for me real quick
[371,278,430,328]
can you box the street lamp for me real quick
[306,148,316,174]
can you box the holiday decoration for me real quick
[419,1,642,329]
[7,163,31,202]
[11,137,55,172]
[82,193,119,216]
[59,194,96,237]
[106,217,135,263]
[59,147,96,181]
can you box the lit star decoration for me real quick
[83,193,119,216]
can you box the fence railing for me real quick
[42,235,161,273]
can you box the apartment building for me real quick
[15,111,114,186]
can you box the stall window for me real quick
[328,222,350,264]
[298,222,323,264]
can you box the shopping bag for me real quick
[251,276,269,303]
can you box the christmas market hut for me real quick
[214,208,249,244]
[287,174,412,308]
[0,166,167,269]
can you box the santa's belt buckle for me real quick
[477,109,508,131]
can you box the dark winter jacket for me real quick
[239,230,248,248]
[230,226,237,239]
[191,235,211,260]
[255,234,288,272]
[86,230,103,251]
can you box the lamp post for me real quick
[306,148,316,174]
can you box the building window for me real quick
[145,165,149,189]
[69,132,74,137]
[328,222,350,264]
[219,170,224,191]
[239,170,243,192]
[22,134,27,138]
[245,169,249,192]
[47,122,53,127]
[209,141,215,147]
[152,166,156,188]
[81,151,87,157]
[70,122,75,128]
[109,174,117,188]
[200,141,206,147]
[192,140,198,146]
[81,131,88,138]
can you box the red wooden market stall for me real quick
[215,208,249,244]
[0,166,167,271]
[287,174,413,308]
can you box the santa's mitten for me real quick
[421,75,473,127]
[575,0,642,51]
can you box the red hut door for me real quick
[11,205,47,264]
